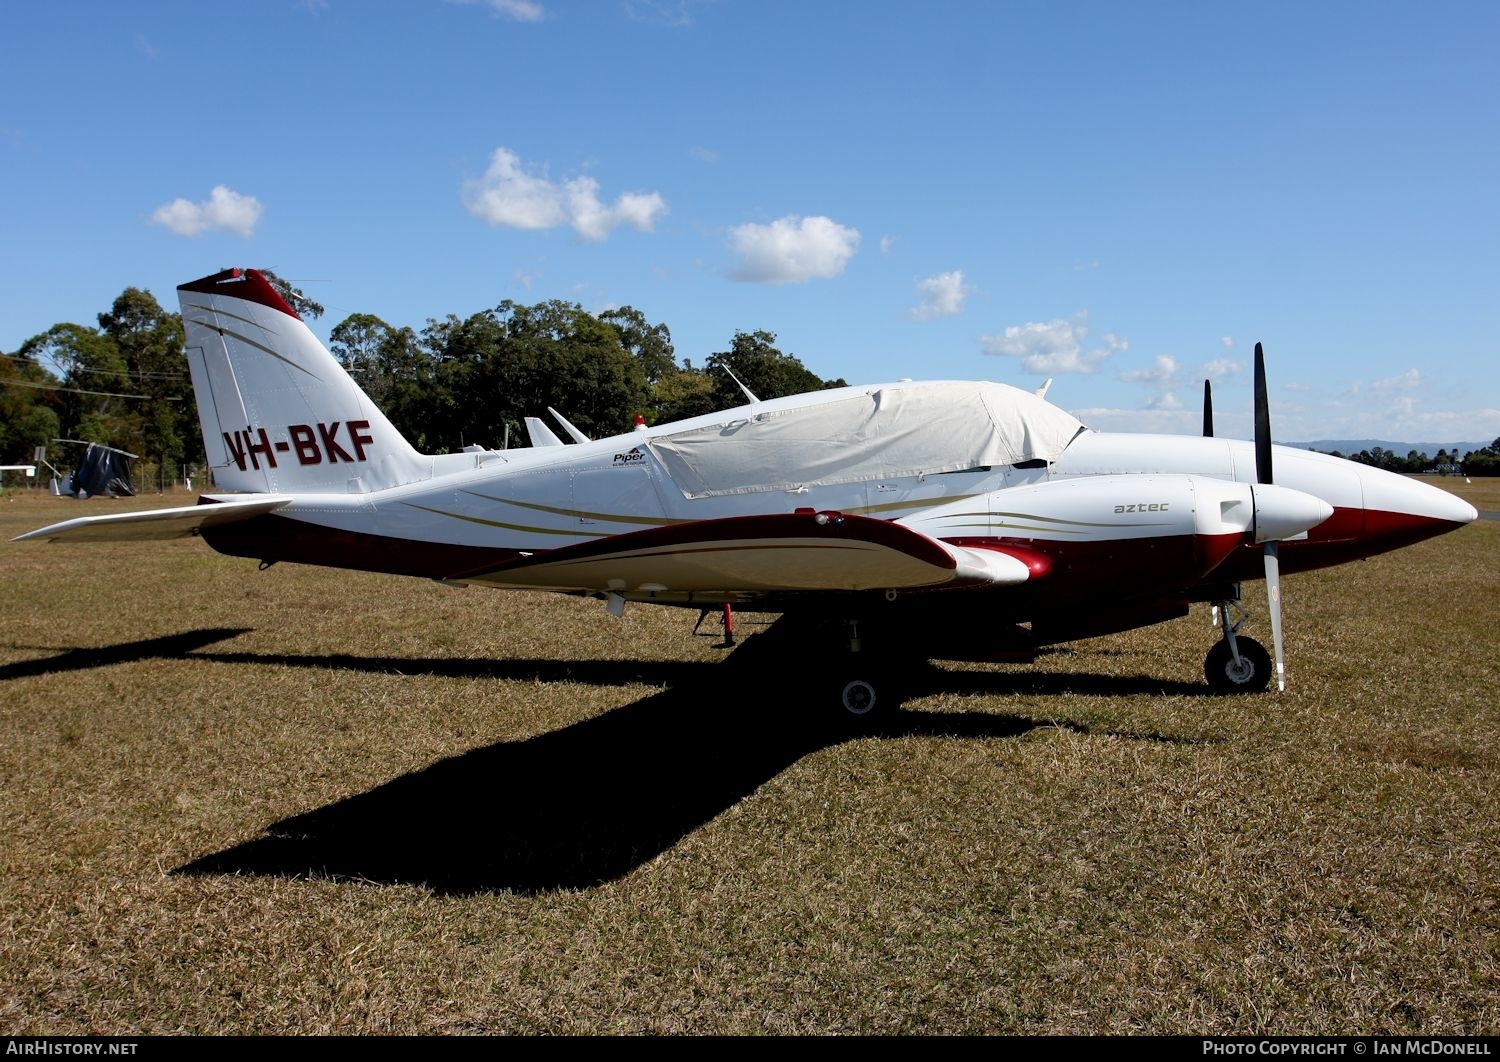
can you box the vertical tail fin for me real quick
[177,268,428,494]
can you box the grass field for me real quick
[2,485,1497,1034]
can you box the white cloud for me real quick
[689,146,718,163]
[979,312,1125,374]
[1121,354,1178,384]
[1074,396,1500,443]
[1372,368,1421,393]
[1067,405,1206,434]
[624,0,700,26]
[1202,358,1242,381]
[566,178,667,241]
[477,0,544,21]
[1147,391,1183,411]
[135,34,158,60]
[462,148,666,241]
[727,215,861,284]
[151,185,263,237]
[1283,382,1310,393]
[910,270,971,321]
[1220,335,1235,349]
[880,235,894,254]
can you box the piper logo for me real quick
[612,447,646,465]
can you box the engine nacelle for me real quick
[902,474,1331,595]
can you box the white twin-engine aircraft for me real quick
[18,268,1477,718]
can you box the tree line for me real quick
[1315,443,1500,477]
[8,275,1496,481]
[1,273,846,481]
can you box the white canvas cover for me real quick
[647,381,1084,498]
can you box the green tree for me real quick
[260,269,324,320]
[599,306,676,385]
[649,368,719,425]
[1461,439,1500,477]
[704,330,846,409]
[330,313,395,406]
[18,322,131,446]
[0,355,61,464]
[417,300,649,451]
[99,287,193,470]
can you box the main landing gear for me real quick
[829,619,901,723]
[1205,591,1273,694]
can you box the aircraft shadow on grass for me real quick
[158,628,1203,897]
[2,624,1204,895]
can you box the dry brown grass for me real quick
[1,488,1496,1034]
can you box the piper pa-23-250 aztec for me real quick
[17,268,1477,719]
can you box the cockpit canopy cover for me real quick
[647,381,1084,498]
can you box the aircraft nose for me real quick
[1368,468,1482,528]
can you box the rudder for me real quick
[177,268,428,494]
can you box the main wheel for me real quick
[832,667,907,724]
[1204,637,1273,694]
[839,677,880,717]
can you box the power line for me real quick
[0,351,187,381]
[0,378,170,400]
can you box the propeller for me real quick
[1252,341,1286,692]
[1202,379,1214,437]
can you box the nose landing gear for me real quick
[1206,591,1272,694]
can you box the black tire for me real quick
[833,666,910,723]
[1204,637,1273,694]
[838,676,881,717]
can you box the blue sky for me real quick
[3,1,1497,443]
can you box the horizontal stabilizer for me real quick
[13,496,292,543]
[546,407,591,444]
[524,417,565,447]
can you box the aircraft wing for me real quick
[451,511,1045,594]
[13,495,293,543]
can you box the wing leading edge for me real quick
[12,496,293,543]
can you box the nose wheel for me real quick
[1206,593,1273,693]
[1204,636,1272,693]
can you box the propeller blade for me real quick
[1253,341,1272,484]
[1263,541,1286,691]
[1203,379,1214,437]
[1255,344,1289,691]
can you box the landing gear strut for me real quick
[1205,590,1272,694]
[830,618,901,723]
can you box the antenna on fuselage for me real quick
[724,367,760,404]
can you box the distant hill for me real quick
[1288,439,1491,457]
